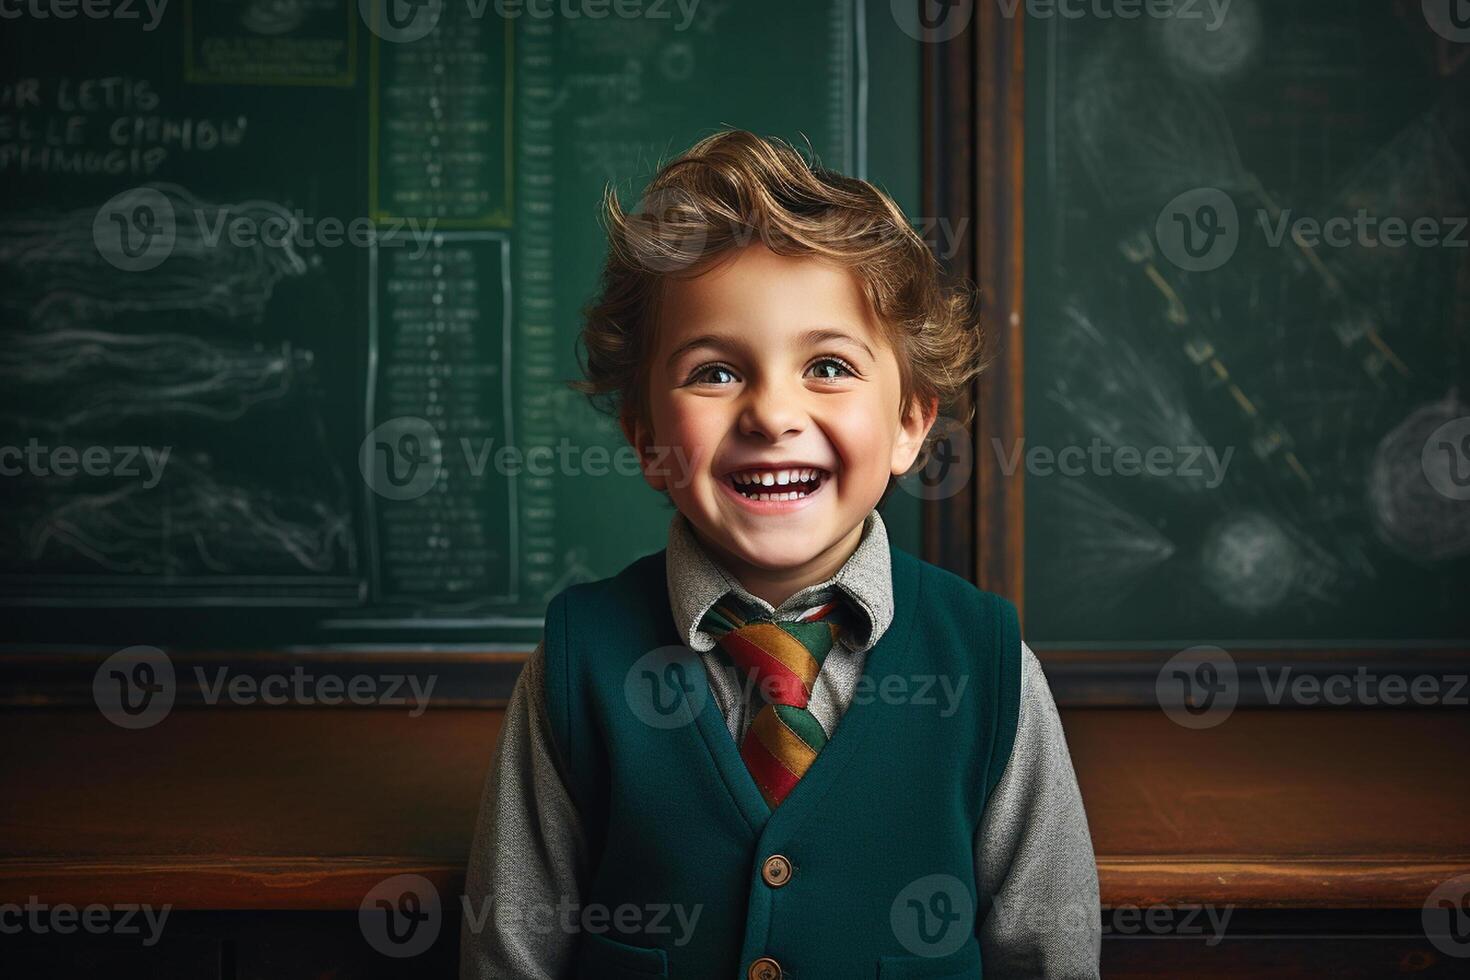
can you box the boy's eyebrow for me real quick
[666,327,874,367]
[665,333,734,368]
[800,327,875,360]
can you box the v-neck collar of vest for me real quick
[683,540,921,838]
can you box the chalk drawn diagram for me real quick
[539,546,599,603]
[0,185,358,598]
[1368,392,1470,563]
[1029,479,1177,615]
[5,453,355,579]
[0,330,312,431]
[0,183,309,330]
[238,0,309,35]
[1045,309,1217,495]
[1030,12,1468,635]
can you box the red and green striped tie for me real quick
[700,595,847,810]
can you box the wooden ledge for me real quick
[1,706,1465,910]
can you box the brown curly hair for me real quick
[572,128,988,480]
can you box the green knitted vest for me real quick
[542,540,1020,979]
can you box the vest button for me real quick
[748,956,782,980]
[761,854,793,887]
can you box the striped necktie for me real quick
[699,593,848,810]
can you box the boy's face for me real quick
[624,242,935,586]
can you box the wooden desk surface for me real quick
[2,707,1466,910]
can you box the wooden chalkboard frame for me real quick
[950,9,1470,705]
[918,5,1023,600]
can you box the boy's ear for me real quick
[620,404,670,492]
[891,394,940,476]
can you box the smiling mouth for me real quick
[726,467,830,501]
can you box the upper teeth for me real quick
[731,467,823,486]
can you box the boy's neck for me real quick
[691,518,866,610]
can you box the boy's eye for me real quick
[808,356,857,381]
[690,363,738,386]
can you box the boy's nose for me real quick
[737,381,806,441]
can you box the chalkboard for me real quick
[1023,0,1469,646]
[0,0,923,649]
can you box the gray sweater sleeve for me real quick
[975,642,1102,978]
[460,642,586,980]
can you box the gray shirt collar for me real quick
[665,508,895,654]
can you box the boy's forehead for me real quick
[655,245,883,352]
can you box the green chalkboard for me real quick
[1022,0,1470,647]
[0,0,923,649]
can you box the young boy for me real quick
[461,130,1100,979]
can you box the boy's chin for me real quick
[697,522,836,573]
